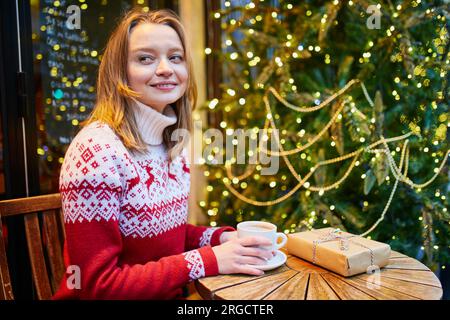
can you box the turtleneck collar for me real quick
[130,98,178,146]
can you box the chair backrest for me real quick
[0,193,65,300]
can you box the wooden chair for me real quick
[0,193,65,300]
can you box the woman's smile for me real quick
[150,81,178,91]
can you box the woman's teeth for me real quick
[154,84,175,88]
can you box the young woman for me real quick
[53,8,273,300]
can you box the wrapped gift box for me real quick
[287,227,391,277]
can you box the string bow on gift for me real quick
[312,228,352,264]
[311,228,376,272]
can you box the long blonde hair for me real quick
[84,7,197,159]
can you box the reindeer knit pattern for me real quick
[53,100,234,300]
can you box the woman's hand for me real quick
[212,236,274,276]
[219,231,237,244]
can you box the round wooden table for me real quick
[195,248,443,300]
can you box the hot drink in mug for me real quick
[237,221,287,253]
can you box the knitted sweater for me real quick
[53,99,234,300]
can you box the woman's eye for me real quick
[139,56,154,64]
[170,55,183,62]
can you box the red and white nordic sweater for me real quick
[53,100,234,300]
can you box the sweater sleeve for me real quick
[185,225,236,251]
[58,128,219,299]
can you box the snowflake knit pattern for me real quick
[53,100,234,300]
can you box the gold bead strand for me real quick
[360,141,409,237]
[267,79,360,113]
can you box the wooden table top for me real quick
[195,249,443,300]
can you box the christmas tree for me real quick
[199,0,449,271]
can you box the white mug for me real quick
[237,221,287,252]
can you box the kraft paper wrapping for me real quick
[287,227,391,277]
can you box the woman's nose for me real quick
[155,58,173,77]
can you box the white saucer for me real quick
[246,250,287,271]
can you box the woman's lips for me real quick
[151,83,177,91]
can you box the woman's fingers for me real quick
[239,236,272,247]
[238,255,268,266]
[240,246,273,260]
[236,264,265,276]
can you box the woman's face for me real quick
[127,23,188,113]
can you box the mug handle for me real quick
[274,233,288,250]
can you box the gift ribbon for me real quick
[311,228,375,272]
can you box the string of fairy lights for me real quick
[201,0,449,268]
